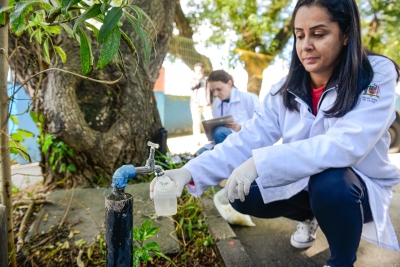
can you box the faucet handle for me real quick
[147,141,159,149]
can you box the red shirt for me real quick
[311,85,325,116]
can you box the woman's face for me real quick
[294,5,348,86]
[209,80,233,100]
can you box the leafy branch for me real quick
[0,0,156,75]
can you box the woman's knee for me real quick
[308,168,356,207]
[213,126,230,144]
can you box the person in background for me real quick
[152,0,400,266]
[189,63,213,146]
[208,70,259,144]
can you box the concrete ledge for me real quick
[200,193,254,267]
[215,239,255,267]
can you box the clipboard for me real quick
[201,115,234,141]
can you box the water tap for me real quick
[111,141,164,189]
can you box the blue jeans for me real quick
[213,126,232,144]
[231,168,372,267]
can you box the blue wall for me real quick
[159,94,193,137]
[8,82,41,164]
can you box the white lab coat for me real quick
[185,55,400,250]
[212,87,260,132]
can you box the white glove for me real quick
[150,167,192,200]
[225,157,258,202]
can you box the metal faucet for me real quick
[136,141,164,177]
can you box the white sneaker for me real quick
[290,217,318,249]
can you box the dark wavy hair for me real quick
[276,0,399,118]
[208,70,235,87]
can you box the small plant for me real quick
[41,134,76,174]
[133,219,176,267]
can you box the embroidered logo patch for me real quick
[361,83,380,103]
[363,84,380,98]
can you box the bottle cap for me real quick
[156,176,175,192]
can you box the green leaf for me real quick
[11,132,24,142]
[67,164,76,172]
[78,27,93,75]
[84,22,99,38]
[188,220,193,238]
[97,26,120,70]
[30,110,43,124]
[66,149,73,157]
[74,239,86,247]
[61,23,81,44]
[133,251,141,267]
[17,129,34,138]
[133,247,149,263]
[100,0,110,15]
[73,3,101,32]
[42,25,61,35]
[0,6,13,25]
[127,5,156,35]
[47,7,61,23]
[10,1,38,36]
[125,12,150,62]
[144,242,161,252]
[54,46,67,63]
[127,5,143,25]
[133,227,142,242]
[61,0,81,14]
[49,155,54,165]
[120,29,136,53]
[144,227,159,240]
[0,6,14,14]
[0,12,5,25]
[9,115,19,125]
[43,39,51,64]
[141,219,152,229]
[98,6,122,43]
[59,163,67,173]
[35,28,42,44]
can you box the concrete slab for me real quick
[10,162,43,190]
[27,183,180,254]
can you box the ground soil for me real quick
[12,184,221,267]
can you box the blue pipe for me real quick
[111,164,137,188]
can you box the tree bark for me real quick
[0,205,8,267]
[242,19,292,96]
[8,0,176,188]
[236,49,274,96]
[0,0,17,262]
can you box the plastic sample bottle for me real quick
[153,175,177,216]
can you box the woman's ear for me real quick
[343,30,350,46]
[228,80,233,87]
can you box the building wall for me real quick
[8,82,41,164]
[163,94,192,137]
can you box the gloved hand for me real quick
[225,157,258,202]
[150,167,192,200]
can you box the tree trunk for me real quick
[236,49,274,96]
[8,0,176,188]
[0,0,17,262]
